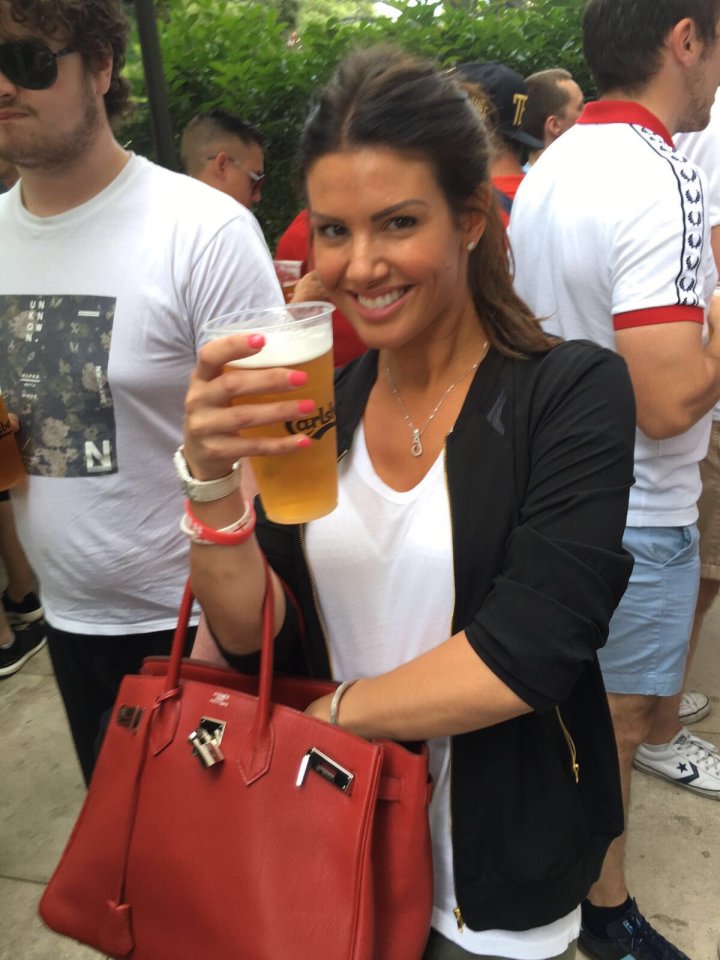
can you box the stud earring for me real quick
[467,241,477,252]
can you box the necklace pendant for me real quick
[411,429,423,457]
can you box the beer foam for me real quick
[220,325,332,368]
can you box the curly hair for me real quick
[5,0,132,122]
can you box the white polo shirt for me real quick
[510,101,717,527]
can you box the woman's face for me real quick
[306,147,484,352]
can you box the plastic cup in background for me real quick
[273,260,303,303]
[202,302,337,525]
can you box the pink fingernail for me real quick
[296,436,312,449]
[288,370,308,387]
[297,399,316,413]
[248,333,265,349]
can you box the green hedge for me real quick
[120,0,588,247]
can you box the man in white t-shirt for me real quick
[0,0,281,784]
[510,2,720,959]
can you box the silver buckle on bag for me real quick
[296,747,354,793]
[188,717,226,768]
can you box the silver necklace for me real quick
[385,341,488,457]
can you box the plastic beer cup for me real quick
[273,260,303,303]
[0,390,25,490]
[202,302,338,524]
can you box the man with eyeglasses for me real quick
[0,0,282,785]
[181,109,265,208]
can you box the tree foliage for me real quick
[120,0,587,246]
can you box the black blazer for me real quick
[227,339,636,932]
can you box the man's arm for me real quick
[711,223,720,273]
[615,317,720,439]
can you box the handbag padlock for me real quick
[188,717,226,768]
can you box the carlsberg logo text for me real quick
[285,404,337,441]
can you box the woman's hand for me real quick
[184,332,315,481]
[291,271,333,305]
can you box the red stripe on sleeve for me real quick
[613,305,704,330]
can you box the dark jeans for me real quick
[422,929,577,960]
[47,623,195,785]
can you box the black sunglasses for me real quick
[0,40,75,90]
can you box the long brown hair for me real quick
[298,45,555,358]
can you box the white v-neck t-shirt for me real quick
[305,423,579,958]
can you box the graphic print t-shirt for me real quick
[0,156,282,633]
[1,294,117,477]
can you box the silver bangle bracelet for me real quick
[330,679,358,726]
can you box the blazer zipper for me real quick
[444,442,465,933]
[452,710,580,935]
[556,706,580,784]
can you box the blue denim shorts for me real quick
[598,525,700,696]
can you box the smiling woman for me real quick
[307,150,476,355]
[181,45,637,960]
[300,47,553,362]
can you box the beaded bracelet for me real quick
[181,498,256,546]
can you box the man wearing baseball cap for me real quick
[454,61,544,224]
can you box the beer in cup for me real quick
[273,260,303,303]
[203,302,337,524]
[0,389,25,490]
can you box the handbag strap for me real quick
[250,558,275,743]
[164,559,276,738]
[164,579,196,694]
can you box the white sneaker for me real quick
[688,732,718,755]
[634,730,720,799]
[678,691,711,725]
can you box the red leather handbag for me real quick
[39,573,433,960]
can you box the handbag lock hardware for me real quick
[296,747,354,793]
[188,717,226,768]
[116,705,144,732]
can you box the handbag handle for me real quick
[163,559,277,782]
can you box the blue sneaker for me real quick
[579,899,690,959]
